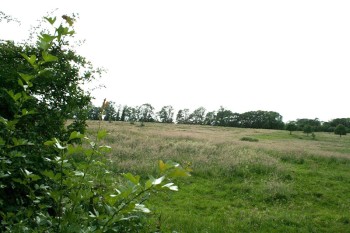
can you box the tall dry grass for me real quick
[86,121,350,175]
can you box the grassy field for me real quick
[87,121,350,232]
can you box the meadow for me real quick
[87,121,350,232]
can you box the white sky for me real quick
[2,1,350,122]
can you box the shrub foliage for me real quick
[0,15,189,232]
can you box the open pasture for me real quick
[87,121,350,232]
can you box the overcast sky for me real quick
[2,1,350,122]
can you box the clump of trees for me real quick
[334,124,347,137]
[286,121,297,135]
[89,104,286,130]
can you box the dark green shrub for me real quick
[240,137,259,142]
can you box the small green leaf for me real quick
[145,179,153,189]
[40,33,56,42]
[21,53,37,67]
[0,137,5,146]
[18,73,34,83]
[44,17,56,25]
[7,119,18,130]
[120,203,136,214]
[12,138,33,146]
[69,131,85,141]
[0,117,7,126]
[6,90,21,101]
[42,51,58,63]
[123,173,140,185]
[21,109,30,116]
[168,168,191,178]
[18,78,24,87]
[42,170,55,179]
[9,151,26,158]
[37,40,50,50]
[37,68,53,77]
[28,174,41,181]
[44,140,56,146]
[159,160,180,173]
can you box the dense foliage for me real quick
[334,124,347,137]
[0,15,189,232]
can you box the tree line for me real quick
[86,102,349,134]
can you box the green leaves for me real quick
[44,16,56,25]
[56,25,75,41]
[124,173,140,185]
[12,138,34,147]
[6,90,22,101]
[42,170,61,182]
[0,117,8,126]
[69,131,85,141]
[41,51,58,63]
[21,53,37,68]
[18,73,34,89]
[44,138,66,150]
[0,137,5,146]
[159,160,191,178]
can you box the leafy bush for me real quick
[240,137,259,142]
[0,15,190,232]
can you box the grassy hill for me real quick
[87,121,350,232]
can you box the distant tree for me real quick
[115,104,122,121]
[216,106,235,127]
[158,105,174,123]
[329,118,350,131]
[204,111,216,125]
[296,118,321,131]
[87,104,101,120]
[240,111,284,129]
[120,105,129,121]
[189,107,206,125]
[176,108,190,124]
[286,121,297,135]
[303,124,313,136]
[104,101,117,122]
[334,124,347,137]
[129,107,139,122]
[138,103,155,122]
[320,121,333,132]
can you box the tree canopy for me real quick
[334,124,347,137]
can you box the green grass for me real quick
[87,121,350,232]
